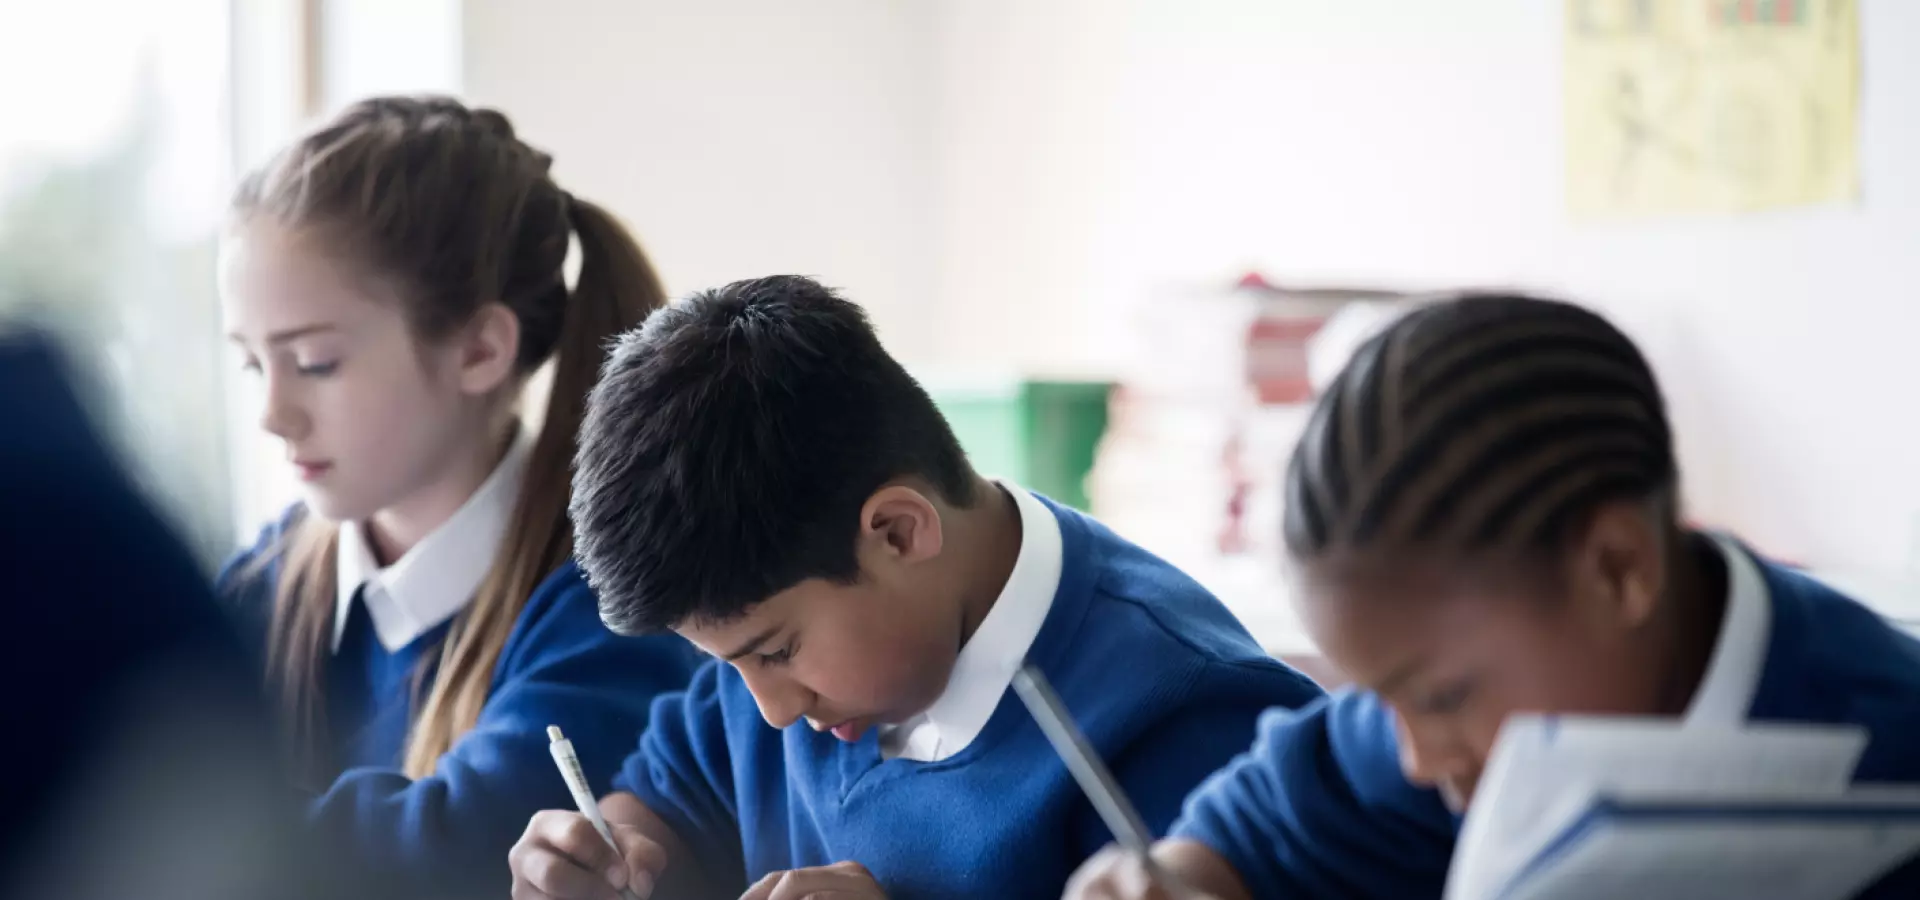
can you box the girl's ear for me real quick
[1567,501,1666,632]
[456,302,521,396]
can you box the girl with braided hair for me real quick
[1067,293,1920,900]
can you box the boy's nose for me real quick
[739,668,811,730]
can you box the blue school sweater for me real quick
[220,515,701,895]
[611,495,1326,900]
[1172,549,1920,899]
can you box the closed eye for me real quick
[1416,679,1474,715]
[757,642,795,668]
[296,360,339,377]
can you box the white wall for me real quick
[1064,0,1920,579]
[461,0,938,358]
[922,0,1130,379]
[901,0,1918,581]
[454,0,1920,582]
[323,0,463,104]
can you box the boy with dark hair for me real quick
[509,275,1323,900]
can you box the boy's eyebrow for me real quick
[721,624,784,661]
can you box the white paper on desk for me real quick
[1443,715,1870,900]
[1495,787,1920,900]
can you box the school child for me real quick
[502,275,1325,899]
[216,96,701,896]
[1062,293,1920,899]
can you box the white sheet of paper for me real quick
[1445,715,1870,900]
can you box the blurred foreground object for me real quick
[0,326,388,900]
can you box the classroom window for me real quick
[0,0,235,566]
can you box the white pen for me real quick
[1011,666,1199,899]
[547,725,644,900]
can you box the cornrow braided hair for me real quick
[1283,293,1678,559]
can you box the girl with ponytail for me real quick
[217,96,698,895]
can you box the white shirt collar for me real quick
[1683,532,1772,726]
[333,427,533,653]
[880,481,1064,761]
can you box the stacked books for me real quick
[1086,274,1410,655]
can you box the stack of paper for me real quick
[1086,276,1408,654]
[1446,716,1920,900]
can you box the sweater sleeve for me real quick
[1076,660,1326,859]
[1170,690,1460,899]
[306,568,699,895]
[610,659,749,888]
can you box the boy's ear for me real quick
[862,485,943,564]
[456,301,521,396]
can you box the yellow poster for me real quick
[1565,0,1859,219]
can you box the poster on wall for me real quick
[1564,0,1859,219]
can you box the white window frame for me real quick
[221,0,319,544]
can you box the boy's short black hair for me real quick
[570,275,977,634]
